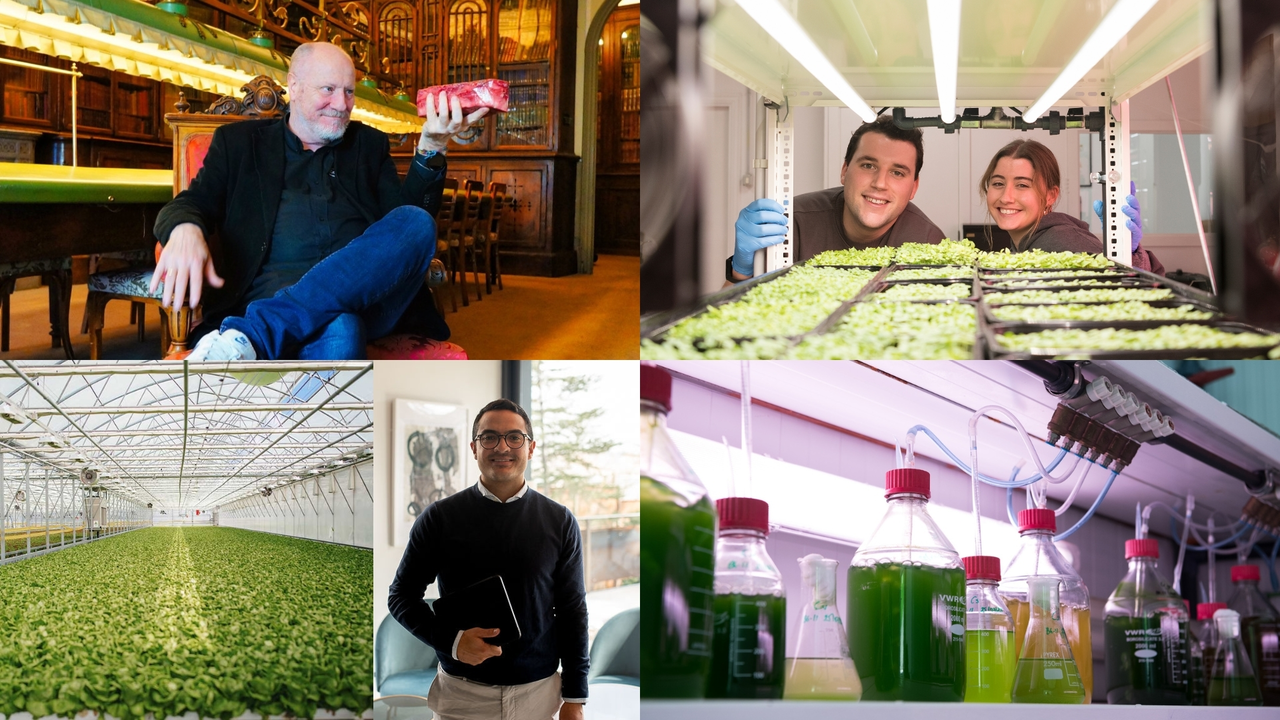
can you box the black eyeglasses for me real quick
[474,431,531,449]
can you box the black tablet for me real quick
[432,575,522,646]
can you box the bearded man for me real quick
[152,42,485,360]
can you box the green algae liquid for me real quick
[706,593,786,698]
[1207,675,1263,706]
[965,629,1015,702]
[1011,658,1086,703]
[640,476,717,698]
[847,562,967,702]
[1104,614,1189,705]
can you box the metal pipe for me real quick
[19,402,371,415]
[1,426,370,438]
[1165,76,1216,293]
[0,362,369,378]
[1149,433,1266,490]
[890,106,1104,135]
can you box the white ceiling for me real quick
[652,360,1278,528]
[0,362,373,511]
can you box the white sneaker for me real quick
[186,328,258,361]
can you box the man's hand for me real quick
[558,701,584,720]
[456,627,503,665]
[151,222,224,310]
[418,92,490,154]
[1092,181,1143,253]
[732,198,789,278]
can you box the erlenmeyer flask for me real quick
[1207,609,1263,706]
[783,554,862,700]
[1011,576,1086,704]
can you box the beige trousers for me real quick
[426,668,562,720]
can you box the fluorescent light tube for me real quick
[736,0,876,121]
[927,0,961,123]
[1024,0,1158,121]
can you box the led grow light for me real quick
[1024,0,1159,121]
[736,0,876,121]
[926,0,961,123]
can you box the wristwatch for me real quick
[418,148,447,171]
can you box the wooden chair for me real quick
[442,179,475,307]
[81,78,287,359]
[1,258,73,356]
[436,179,461,312]
[482,182,508,293]
[460,179,486,302]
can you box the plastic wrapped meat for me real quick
[417,79,510,115]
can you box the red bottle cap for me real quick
[885,468,930,499]
[716,497,769,534]
[962,555,1001,582]
[1017,508,1057,533]
[640,363,672,412]
[1125,538,1159,559]
[1231,564,1261,583]
[1197,602,1228,621]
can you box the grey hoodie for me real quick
[1019,211,1164,275]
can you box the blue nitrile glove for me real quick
[732,198,789,277]
[1093,181,1142,253]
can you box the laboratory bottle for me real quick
[1185,602,1205,705]
[963,555,1016,703]
[998,508,1093,702]
[1103,538,1190,705]
[640,364,717,698]
[706,497,786,699]
[1225,564,1280,705]
[1011,576,1087,704]
[847,468,966,702]
[783,554,862,701]
[1207,609,1263,706]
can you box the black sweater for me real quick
[387,485,590,699]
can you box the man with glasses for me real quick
[389,399,588,720]
[153,41,487,359]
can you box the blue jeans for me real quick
[222,206,435,359]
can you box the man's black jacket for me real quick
[154,117,449,338]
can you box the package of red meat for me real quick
[416,79,510,116]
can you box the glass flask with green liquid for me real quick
[640,364,718,698]
[963,555,1016,703]
[1226,564,1280,705]
[783,554,862,701]
[1103,538,1190,705]
[706,497,786,699]
[1011,576,1086,703]
[1207,608,1263,706]
[1195,601,1227,702]
[847,468,966,702]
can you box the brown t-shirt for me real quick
[792,186,946,261]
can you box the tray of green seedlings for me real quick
[980,298,1223,330]
[982,286,1183,306]
[980,275,1157,291]
[807,245,898,268]
[869,279,976,302]
[639,264,880,356]
[887,264,977,281]
[977,248,1116,271]
[983,321,1280,359]
[791,300,979,359]
[978,267,1136,280]
[894,237,981,265]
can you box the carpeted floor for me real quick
[0,254,639,360]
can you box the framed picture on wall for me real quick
[391,399,469,546]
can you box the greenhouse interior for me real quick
[640,0,1280,359]
[0,361,374,720]
[641,360,1280,717]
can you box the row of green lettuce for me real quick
[0,526,373,719]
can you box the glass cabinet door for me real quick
[495,0,552,148]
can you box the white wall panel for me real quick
[215,461,373,549]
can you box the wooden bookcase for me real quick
[593,3,639,256]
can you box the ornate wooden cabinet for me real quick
[593,3,638,256]
[382,0,579,277]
